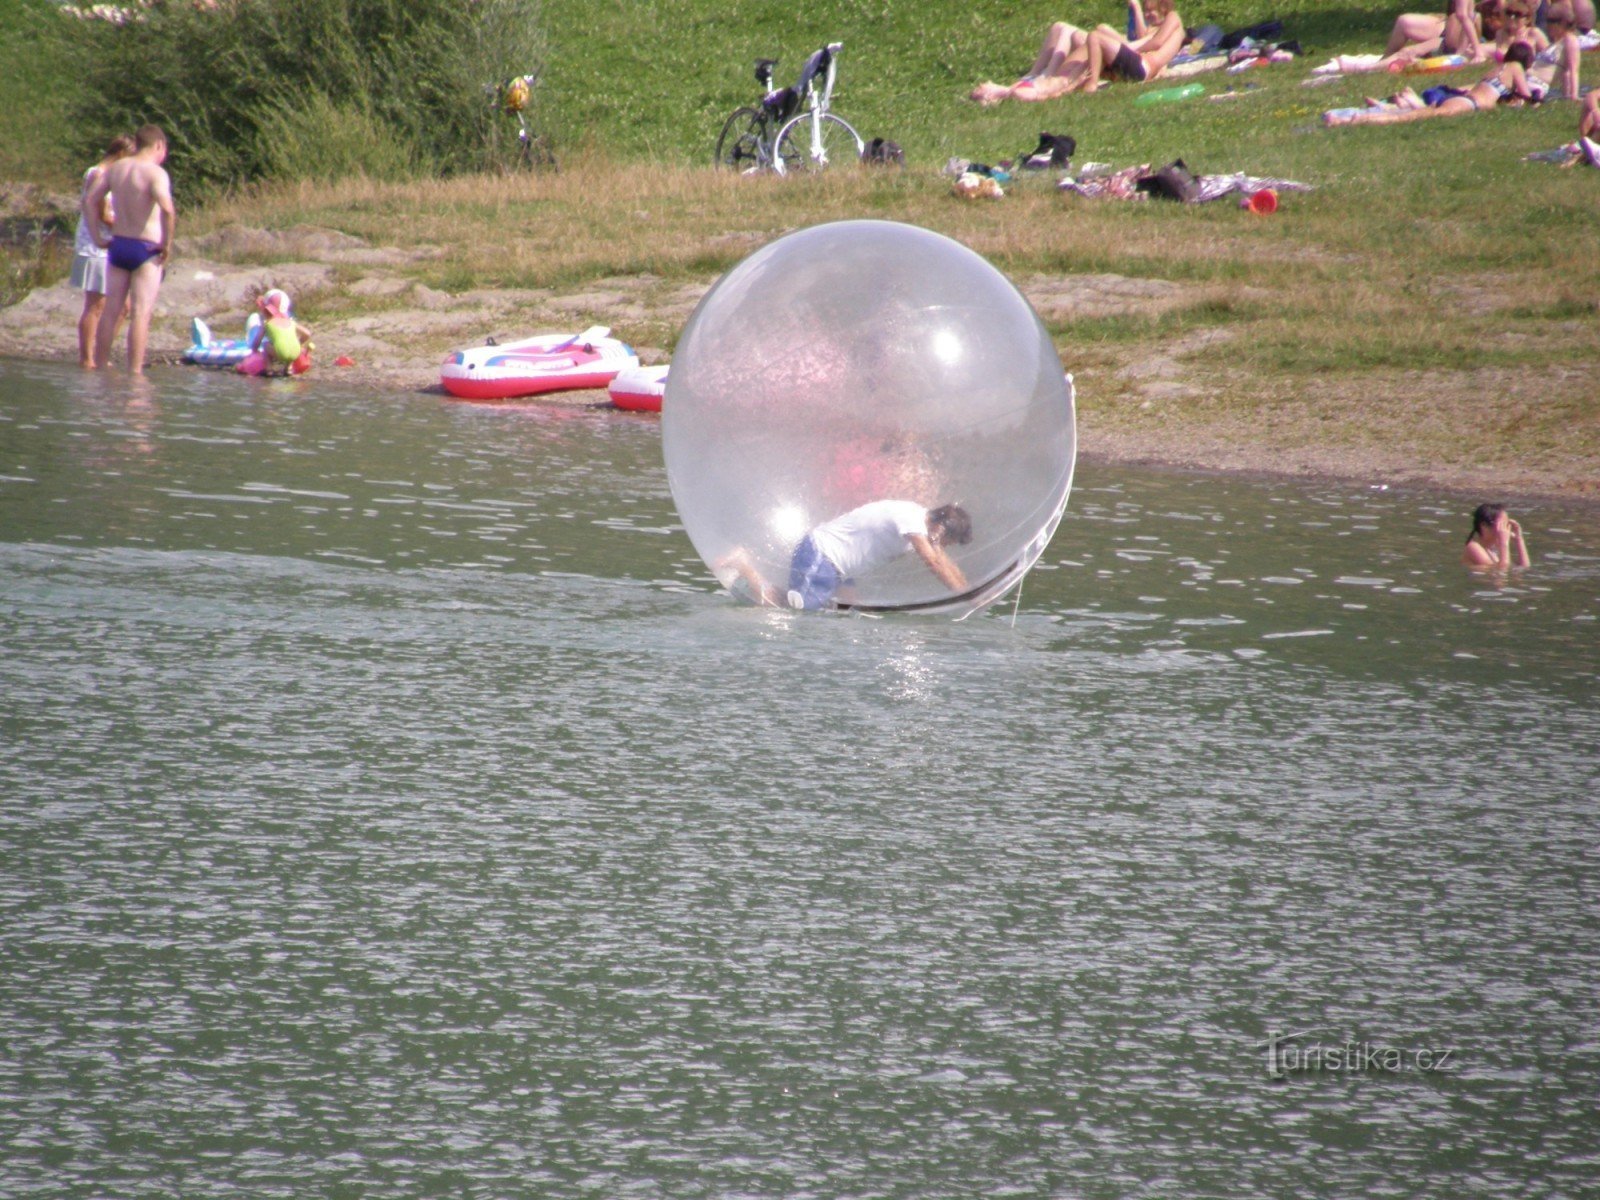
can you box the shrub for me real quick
[56,0,546,192]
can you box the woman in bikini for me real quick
[1462,503,1531,568]
[1326,41,1533,123]
[1533,2,1582,99]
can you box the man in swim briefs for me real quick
[718,500,972,610]
[84,124,175,374]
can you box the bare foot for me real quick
[969,81,1011,105]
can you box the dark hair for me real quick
[1468,502,1504,541]
[928,504,973,545]
[106,133,136,157]
[135,124,166,150]
[1505,40,1535,68]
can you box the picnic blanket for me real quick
[1059,166,1312,202]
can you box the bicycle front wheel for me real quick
[772,113,864,174]
[715,107,769,173]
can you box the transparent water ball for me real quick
[663,219,1076,616]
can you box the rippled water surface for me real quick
[2,359,1597,1198]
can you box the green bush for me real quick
[0,0,80,186]
[55,0,546,192]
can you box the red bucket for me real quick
[1245,188,1279,215]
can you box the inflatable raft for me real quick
[440,327,639,400]
[184,315,261,368]
[608,364,668,413]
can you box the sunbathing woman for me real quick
[1380,0,1491,68]
[1491,0,1549,56]
[1326,41,1533,123]
[970,21,1090,104]
[1069,0,1188,94]
[1533,2,1582,99]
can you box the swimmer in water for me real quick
[1462,502,1531,568]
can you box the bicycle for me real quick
[714,42,864,175]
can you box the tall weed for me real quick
[54,0,546,193]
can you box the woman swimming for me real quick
[1462,503,1531,568]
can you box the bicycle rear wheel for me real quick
[715,107,769,173]
[773,112,864,173]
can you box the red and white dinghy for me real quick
[607,364,669,413]
[440,326,639,400]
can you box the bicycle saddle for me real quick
[755,59,778,88]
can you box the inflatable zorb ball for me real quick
[663,219,1076,617]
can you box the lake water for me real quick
[2,357,1597,1199]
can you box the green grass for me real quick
[537,0,1395,166]
[0,0,79,188]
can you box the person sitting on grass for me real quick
[1379,0,1491,69]
[1562,88,1600,163]
[1462,503,1530,568]
[1532,1,1583,98]
[1491,0,1549,57]
[1325,41,1534,123]
[970,21,1090,105]
[1071,0,1188,94]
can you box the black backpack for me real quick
[1021,132,1077,170]
[863,137,905,166]
[1135,159,1200,202]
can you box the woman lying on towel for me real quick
[1324,41,1533,123]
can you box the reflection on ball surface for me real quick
[663,219,1076,615]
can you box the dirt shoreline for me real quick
[4,221,1594,508]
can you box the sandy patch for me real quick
[2,220,1593,500]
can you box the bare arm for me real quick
[82,168,111,248]
[1507,519,1531,567]
[1128,0,1149,40]
[152,167,176,263]
[1503,60,1532,101]
[1457,0,1486,60]
[909,534,968,593]
[1133,11,1181,51]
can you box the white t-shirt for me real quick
[807,499,928,579]
[74,166,106,259]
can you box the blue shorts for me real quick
[108,235,162,272]
[786,535,841,610]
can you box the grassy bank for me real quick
[536,0,1393,166]
[4,0,1597,493]
[187,129,1598,493]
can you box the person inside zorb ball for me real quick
[662,219,1076,617]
